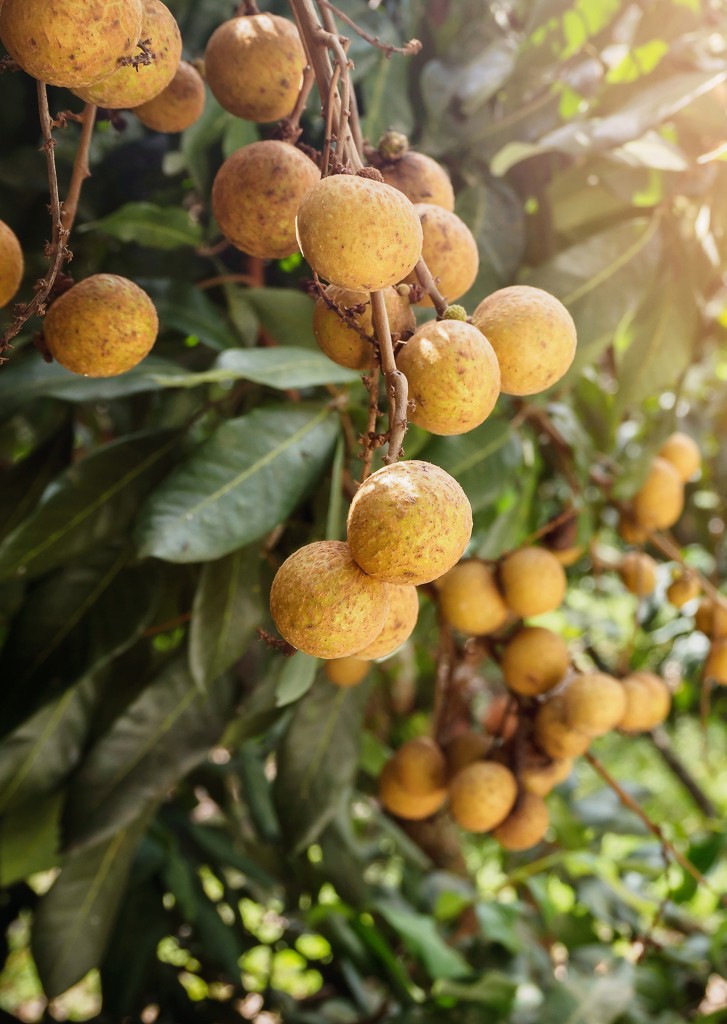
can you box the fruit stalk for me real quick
[370,288,408,464]
[60,102,97,233]
[413,257,448,317]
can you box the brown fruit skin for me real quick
[133,60,205,132]
[396,319,500,436]
[438,560,509,635]
[618,511,649,545]
[501,626,569,697]
[561,673,627,737]
[269,540,390,659]
[658,431,701,482]
[520,751,573,797]
[472,285,576,396]
[500,547,567,618]
[0,219,23,308]
[632,457,684,532]
[212,140,320,260]
[0,0,142,89]
[44,274,158,377]
[347,461,472,586]
[533,695,590,760]
[706,640,727,684]
[296,176,423,292]
[493,792,550,851]
[444,732,491,776]
[619,672,671,731]
[379,760,447,820]
[324,657,370,688]
[448,761,517,833]
[204,13,306,122]
[695,598,727,638]
[75,0,181,108]
[356,585,419,660]
[619,552,657,597]
[313,285,414,371]
[406,205,478,307]
[666,573,700,608]
[393,737,447,796]
[379,152,455,210]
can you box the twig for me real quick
[236,0,260,14]
[314,0,364,159]
[276,63,316,143]
[648,727,717,818]
[370,289,408,463]
[196,273,256,290]
[61,102,97,233]
[360,356,380,483]
[414,258,449,317]
[318,0,422,57]
[320,59,341,175]
[432,618,456,742]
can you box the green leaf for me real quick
[243,288,317,348]
[148,278,237,350]
[422,417,522,513]
[135,404,339,563]
[275,651,319,707]
[32,807,154,999]
[273,678,370,853]
[81,202,203,250]
[456,177,525,306]
[212,347,360,389]
[0,792,63,885]
[432,970,517,1010]
[0,431,178,581]
[375,903,471,981]
[189,545,263,689]
[538,959,635,1024]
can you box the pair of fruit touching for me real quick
[618,431,701,547]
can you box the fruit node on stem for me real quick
[117,38,156,70]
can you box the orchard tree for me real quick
[0,1,726,1022]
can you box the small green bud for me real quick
[442,304,468,321]
[378,130,409,161]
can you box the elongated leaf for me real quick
[32,807,154,999]
[457,177,525,306]
[81,202,203,250]
[275,651,318,707]
[422,417,522,513]
[63,656,237,850]
[148,278,236,349]
[0,431,178,581]
[135,404,339,562]
[189,545,262,688]
[433,971,517,1010]
[152,347,360,391]
[375,903,470,981]
[243,288,317,348]
[273,678,370,853]
[0,792,63,885]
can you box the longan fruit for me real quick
[499,547,567,618]
[379,150,455,211]
[666,572,700,608]
[632,457,684,532]
[618,511,648,545]
[133,60,205,132]
[619,551,657,597]
[619,672,671,731]
[520,749,573,796]
[405,205,479,306]
[43,274,158,377]
[437,560,509,636]
[324,657,370,688]
[0,219,23,308]
[444,731,491,776]
[379,760,447,820]
[501,626,569,697]
[561,673,627,737]
[493,792,550,851]
[296,175,423,293]
[347,461,472,586]
[694,597,727,639]
[472,285,576,396]
[392,737,447,796]
[658,431,701,482]
[396,319,500,436]
[448,761,517,833]
[356,585,419,660]
[0,0,143,89]
[706,640,727,684]
[205,13,306,122]
[482,694,519,740]
[75,0,181,109]
[313,285,415,371]
[551,545,584,567]
[533,695,590,760]
[269,540,390,659]
[212,140,320,260]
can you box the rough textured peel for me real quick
[632,456,684,531]
[448,761,517,833]
[313,285,414,371]
[501,626,569,697]
[500,547,567,618]
[533,695,590,760]
[379,760,447,820]
[0,219,23,308]
[562,673,627,737]
[619,552,657,597]
[356,585,419,660]
[379,151,455,210]
[133,59,205,132]
[438,560,509,635]
[619,672,671,731]
[324,657,370,688]
[406,204,478,306]
[493,792,550,851]
[658,431,701,482]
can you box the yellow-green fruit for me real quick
[269,540,390,659]
[658,431,701,482]
[212,140,320,259]
[356,585,419,660]
[396,319,500,436]
[296,175,423,292]
[520,751,573,796]
[43,274,158,377]
[438,560,509,635]
[533,695,590,760]
[493,792,550,851]
[438,561,510,636]
[406,205,478,306]
[392,737,447,796]
[501,626,569,697]
[379,151,455,210]
[133,59,205,132]
[75,0,181,108]
[0,0,142,89]
[324,657,370,688]
[444,731,490,776]
[706,640,727,684]
[619,672,671,731]
[619,551,657,597]
[347,461,472,586]
[379,760,447,820]
[619,511,648,545]
[204,13,306,122]
[472,285,577,396]
[0,219,23,308]
[500,547,567,618]
[695,597,727,638]
[448,761,517,833]
[561,672,627,737]
[632,456,684,532]
[313,285,415,371]
[667,572,700,608]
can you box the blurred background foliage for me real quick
[0,0,726,1021]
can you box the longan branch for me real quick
[371,289,408,463]
[413,258,449,317]
[648,727,717,818]
[318,0,422,58]
[61,102,97,234]
[361,356,380,483]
